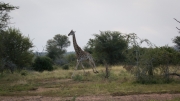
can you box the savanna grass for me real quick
[0,66,180,97]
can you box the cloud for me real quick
[5,0,180,52]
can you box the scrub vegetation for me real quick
[1,1,180,101]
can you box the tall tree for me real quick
[46,34,70,60]
[85,31,128,65]
[0,2,18,72]
[0,28,34,71]
[0,2,18,53]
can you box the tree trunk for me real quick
[104,61,109,78]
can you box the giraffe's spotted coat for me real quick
[68,30,98,75]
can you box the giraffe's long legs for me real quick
[91,60,99,73]
[89,60,98,73]
[75,61,80,70]
[88,60,94,72]
[71,61,80,78]
[80,63,86,74]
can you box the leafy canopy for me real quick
[85,31,128,65]
[46,34,70,60]
[0,28,34,68]
[0,2,18,31]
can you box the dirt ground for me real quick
[0,93,180,101]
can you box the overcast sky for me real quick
[5,0,180,52]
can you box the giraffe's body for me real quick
[68,30,98,76]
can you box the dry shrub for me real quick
[123,65,134,72]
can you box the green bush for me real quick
[33,56,53,72]
[62,64,69,70]
[21,70,28,76]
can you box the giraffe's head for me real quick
[68,30,75,36]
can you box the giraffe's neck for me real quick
[72,34,83,56]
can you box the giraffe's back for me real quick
[77,51,92,61]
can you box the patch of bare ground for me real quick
[0,93,180,101]
[31,87,60,93]
[39,79,72,84]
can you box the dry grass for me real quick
[0,65,180,97]
[11,79,28,86]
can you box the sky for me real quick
[5,0,180,52]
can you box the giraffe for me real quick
[68,30,99,76]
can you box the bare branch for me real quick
[176,27,180,30]
[174,18,180,33]
[174,18,180,23]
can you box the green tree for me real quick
[84,39,95,54]
[125,33,180,83]
[0,2,18,31]
[124,33,158,83]
[173,36,180,50]
[0,28,34,70]
[0,2,18,61]
[139,46,180,83]
[85,31,128,65]
[46,34,70,61]
[153,46,180,77]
